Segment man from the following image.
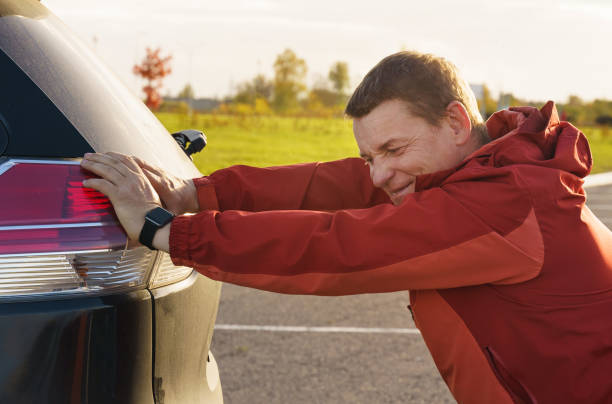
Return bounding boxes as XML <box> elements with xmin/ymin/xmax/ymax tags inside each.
<box><xmin>81</xmin><ymin>51</ymin><xmax>612</xmax><ymax>403</ymax></box>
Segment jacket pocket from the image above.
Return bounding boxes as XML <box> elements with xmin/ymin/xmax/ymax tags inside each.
<box><xmin>484</xmin><ymin>346</ymin><xmax>537</xmax><ymax>404</ymax></box>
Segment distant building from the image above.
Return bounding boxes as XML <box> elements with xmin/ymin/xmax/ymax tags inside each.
<box><xmin>497</xmin><ymin>93</ymin><xmax>512</xmax><ymax>111</ymax></box>
<box><xmin>470</xmin><ymin>83</ymin><xmax>486</xmax><ymax>120</ymax></box>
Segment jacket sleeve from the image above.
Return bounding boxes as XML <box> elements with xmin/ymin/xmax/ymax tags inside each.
<box><xmin>170</xmin><ymin>178</ymin><xmax>545</xmax><ymax>296</ymax></box>
<box><xmin>192</xmin><ymin>158</ymin><xmax>390</xmax><ymax>212</ymax></box>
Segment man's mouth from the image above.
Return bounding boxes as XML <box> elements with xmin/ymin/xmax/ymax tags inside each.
<box><xmin>388</xmin><ymin>183</ymin><xmax>413</xmax><ymax>205</ymax></box>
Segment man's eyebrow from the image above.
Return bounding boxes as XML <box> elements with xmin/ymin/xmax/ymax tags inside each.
<box><xmin>376</xmin><ymin>138</ymin><xmax>403</xmax><ymax>152</ymax></box>
<box><xmin>359</xmin><ymin>138</ymin><xmax>404</xmax><ymax>159</ymax></box>
<box><xmin>378</xmin><ymin>139</ymin><xmax>396</xmax><ymax>150</ymax></box>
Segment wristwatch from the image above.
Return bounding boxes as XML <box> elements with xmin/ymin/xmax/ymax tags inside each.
<box><xmin>139</xmin><ymin>207</ymin><xmax>175</xmax><ymax>250</ymax></box>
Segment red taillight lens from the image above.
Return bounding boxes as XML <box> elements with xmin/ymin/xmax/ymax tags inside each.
<box><xmin>0</xmin><ymin>159</ymin><xmax>193</xmax><ymax>300</ymax></box>
<box><xmin>0</xmin><ymin>160</ymin><xmax>126</xmax><ymax>254</ymax></box>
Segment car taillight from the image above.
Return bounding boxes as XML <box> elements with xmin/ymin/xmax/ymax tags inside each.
<box><xmin>149</xmin><ymin>253</ymin><xmax>193</xmax><ymax>288</ymax></box>
<box><xmin>0</xmin><ymin>159</ymin><xmax>193</xmax><ymax>300</ymax></box>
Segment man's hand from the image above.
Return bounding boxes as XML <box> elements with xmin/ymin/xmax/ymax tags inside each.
<box><xmin>132</xmin><ymin>155</ymin><xmax>199</xmax><ymax>215</ymax></box>
<box><xmin>80</xmin><ymin>152</ymin><xmax>162</xmax><ymax>242</ymax></box>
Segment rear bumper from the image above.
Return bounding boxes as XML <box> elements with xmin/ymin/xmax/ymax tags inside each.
<box><xmin>0</xmin><ymin>272</ymin><xmax>222</xmax><ymax>404</ymax></box>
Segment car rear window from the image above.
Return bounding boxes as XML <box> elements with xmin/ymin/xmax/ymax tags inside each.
<box><xmin>0</xmin><ymin>48</ymin><xmax>91</xmax><ymax>157</ymax></box>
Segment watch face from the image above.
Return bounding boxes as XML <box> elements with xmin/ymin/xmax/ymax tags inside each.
<box><xmin>147</xmin><ymin>207</ymin><xmax>174</xmax><ymax>226</ymax></box>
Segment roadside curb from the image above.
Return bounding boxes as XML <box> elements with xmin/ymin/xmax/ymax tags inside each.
<box><xmin>584</xmin><ymin>172</ymin><xmax>612</xmax><ymax>188</ymax></box>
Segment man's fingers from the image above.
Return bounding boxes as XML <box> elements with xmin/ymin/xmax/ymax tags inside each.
<box><xmin>80</xmin><ymin>158</ymin><xmax>127</xmax><ymax>185</ymax></box>
<box><xmin>106</xmin><ymin>152</ymin><xmax>142</xmax><ymax>173</ymax></box>
<box><xmin>82</xmin><ymin>152</ymin><xmax>133</xmax><ymax>177</ymax></box>
<box><xmin>133</xmin><ymin>156</ymin><xmax>163</xmax><ymax>177</ymax></box>
<box><xmin>82</xmin><ymin>177</ymin><xmax>114</xmax><ymax>197</ymax></box>
<box><xmin>131</xmin><ymin>156</ymin><xmax>166</xmax><ymax>187</ymax></box>
<box><xmin>140</xmin><ymin>168</ymin><xmax>164</xmax><ymax>188</ymax></box>
<box><xmin>83</xmin><ymin>152</ymin><xmax>124</xmax><ymax>168</ymax></box>
<box><xmin>80</xmin><ymin>153</ymin><xmax>165</xmax><ymax>241</ymax></box>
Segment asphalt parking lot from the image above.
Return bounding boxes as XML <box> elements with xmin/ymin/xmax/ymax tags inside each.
<box><xmin>211</xmin><ymin>182</ymin><xmax>612</xmax><ymax>404</ymax></box>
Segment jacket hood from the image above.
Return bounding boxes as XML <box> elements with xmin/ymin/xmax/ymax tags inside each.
<box><xmin>415</xmin><ymin>101</ymin><xmax>591</xmax><ymax>192</ymax></box>
<box><xmin>480</xmin><ymin>101</ymin><xmax>591</xmax><ymax>177</ymax></box>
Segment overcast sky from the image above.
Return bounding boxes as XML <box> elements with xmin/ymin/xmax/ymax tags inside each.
<box><xmin>42</xmin><ymin>0</ymin><xmax>612</xmax><ymax>103</ymax></box>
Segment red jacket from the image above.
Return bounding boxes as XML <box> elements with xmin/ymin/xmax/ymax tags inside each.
<box><xmin>170</xmin><ymin>102</ymin><xmax>612</xmax><ymax>403</ymax></box>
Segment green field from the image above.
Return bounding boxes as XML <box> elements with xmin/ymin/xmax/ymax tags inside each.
<box><xmin>156</xmin><ymin>113</ymin><xmax>358</xmax><ymax>175</ymax></box>
<box><xmin>581</xmin><ymin>127</ymin><xmax>612</xmax><ymax>174</ymax></box>
<box><xmin>156</xmin><ymin>113</ymin><xmax>612</xmax><ymax>175</ymax></box>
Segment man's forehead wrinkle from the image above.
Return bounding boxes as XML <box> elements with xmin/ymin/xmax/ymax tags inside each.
<box><xmin>368</xmin><ymin>138</ymin><xmax>392</xmax><ymax>156</ymax></box>
<box><xmin>374</xmin><ymin>132</ymin><xmax>411</xmax><ymax>151</ymax></box>
<box><xmin>359</xmin><ymin>137</ymin><xmax>398</xmax><ymax>160</ymax></box>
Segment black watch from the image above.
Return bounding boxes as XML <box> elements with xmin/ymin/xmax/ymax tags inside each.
<box><xmin>139</xmin><ymin>207</ymin><xmax>175</xmax><ymax>250</ymax></box>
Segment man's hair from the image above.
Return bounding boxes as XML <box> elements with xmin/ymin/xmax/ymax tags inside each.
<box><xmin>345</xmin><ymin>51</ymin><xmax>488</xmax><ymax>143</ymax></box>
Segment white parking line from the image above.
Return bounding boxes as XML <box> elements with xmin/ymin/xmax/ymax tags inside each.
<box><xmin>215</xmin><ymin>324</ymin><xmax>421</xmax><ymax>334</ymax></box>
<box><xmin>584</xmin><ymin>172</ymin><xmax>612</xmax><ymax>188</ymax></box>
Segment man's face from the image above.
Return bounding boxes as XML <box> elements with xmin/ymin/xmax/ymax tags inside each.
<box><xmin>353</xmin><ymin>99</ymin><xmax>466</xmax><ymax>205</ymax></box>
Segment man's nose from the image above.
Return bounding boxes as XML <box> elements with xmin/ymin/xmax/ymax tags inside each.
<box><xmin>370</xmin><ymin>160</ymin><xmax>394</xmax><ymax>188</ymax></box>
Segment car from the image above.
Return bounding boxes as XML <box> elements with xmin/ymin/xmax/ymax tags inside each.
<box><xmin>0</xmin><ymin>0</ymin><xmax>223</xmax><ymax>402</ymax></box>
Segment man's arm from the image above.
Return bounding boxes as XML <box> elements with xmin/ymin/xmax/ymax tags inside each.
<box><xmin>135</xmin><ymin>156</ymin><xmax>389</xmax><ymax>214</ymax></box>
<box><xmin>168</xmin><ymin>180</ymin><xmax>544</xmax><ymax>295</ymax></box>
<box><xmin>196</xmin><ymin>158</ymin><xmax>390</xmax><ymax>212</ymax></box>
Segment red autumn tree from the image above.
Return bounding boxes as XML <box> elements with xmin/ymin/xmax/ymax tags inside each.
<box><xmin>133</xmin><ymin>47</ymin><xmax>172</xmax><ymax>110</ymax></box>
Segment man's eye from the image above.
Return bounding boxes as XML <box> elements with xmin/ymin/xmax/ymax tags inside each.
<box><xmin>387</xmin><ymin>146</ymin><xmax>403</xmax><ymax>155</ymax></box>
<box><xmin>361</xmin><ymin>157</ymin><xmax>372</xmax><ymax>165</ymax></box>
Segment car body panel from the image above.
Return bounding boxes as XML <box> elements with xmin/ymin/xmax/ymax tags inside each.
<box><xmin>151</xmin><ymin>273</ymin><xmax>223</xmax><ymax>403</ymax></box>
<box><xmin>0</xmin><ymin>288</ymin><xmax>154</xmax><ymax>404</ymax></box>
<box><xmin>0</xmin><ymin>273</ymin><xmax>223</xmax><ymax>404</ymax></box>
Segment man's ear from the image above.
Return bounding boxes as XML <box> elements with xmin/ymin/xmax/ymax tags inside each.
<box><xmin>445</xmin><ymin>101</ymin><xmax>472</xmax><ymax>146</ymax></box>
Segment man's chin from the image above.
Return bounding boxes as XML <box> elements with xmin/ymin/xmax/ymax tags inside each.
<box><xmin>389</xmin><ymin>193</ymin><xmax>406</xmax><ymax>206</ymax></box>
<box><xmin>388</xmin><ymin>185</ymin><xmax>413</xmax><ymax>205</ymax></box>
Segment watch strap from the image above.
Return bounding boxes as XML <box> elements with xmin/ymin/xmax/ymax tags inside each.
<box><xmin>139</xmin><ymin>207</ymin><xmax>174</xmax><ymax>250</ymax></box>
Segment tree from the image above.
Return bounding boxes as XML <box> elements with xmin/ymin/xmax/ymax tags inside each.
<box><xmin>178</xmin><ymin>83</ymin><xmax>195</xmax><ymax>100</ymax></box>
<box><xmin>133</xmin><ymin>47</ymin><xmax>172</xmax><ymax>110</ymax></box>
<box><xmin>328</xmin><ymin>61</ymin><xmax>349</xmax><ymax>96</ymax></box>
<box><xmin>272</xmin><ymin>49</ymin><xmax>307</xmax><ymax>112</ymax></box>
<box><xmin>234</xmin><ymin>74</ymin><xmax>273</xmax><ymax>105</ymax></box>
<box><xmin>567</xmin><ymin>95</ymin><xmax>584</xmax><ymax>107</ymax></box>
<box><xmin>253</xmin><ymin>74</ymin><xmax>274</xmax><ymax>102</ymax></box>
<box><xmin>308</xmin><ymin>88</ymin><xmax>338</xmax><ymax>108</ymax></box>
<box><xmin>559</xmin><ymin>95</ymin><xmax>589</xmax><ymax>125</ymax></box>
<box><xmin>480</xmin><ymin>85</ymin><xmax>498</xmax><ymax>118</ymax></box>
<box><xmin>253</xmin><ymin>97</ymin><xmax>272</xmax><ymax>115</ymax></box>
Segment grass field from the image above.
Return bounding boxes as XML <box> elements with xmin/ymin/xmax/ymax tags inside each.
<box><xmin>582</xmin><ymin>127</ymin><xmax>612</xmax><ymax>174</ymax></box>
<box><xmin>156</xmin><ymin>113</ymin><xmax>358</xmax><ymax>175</ymax></box>
<box><xmin>156</xmin><ymin>112</ymin><xmax>612</xmax><ymax>175</ymax></box>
